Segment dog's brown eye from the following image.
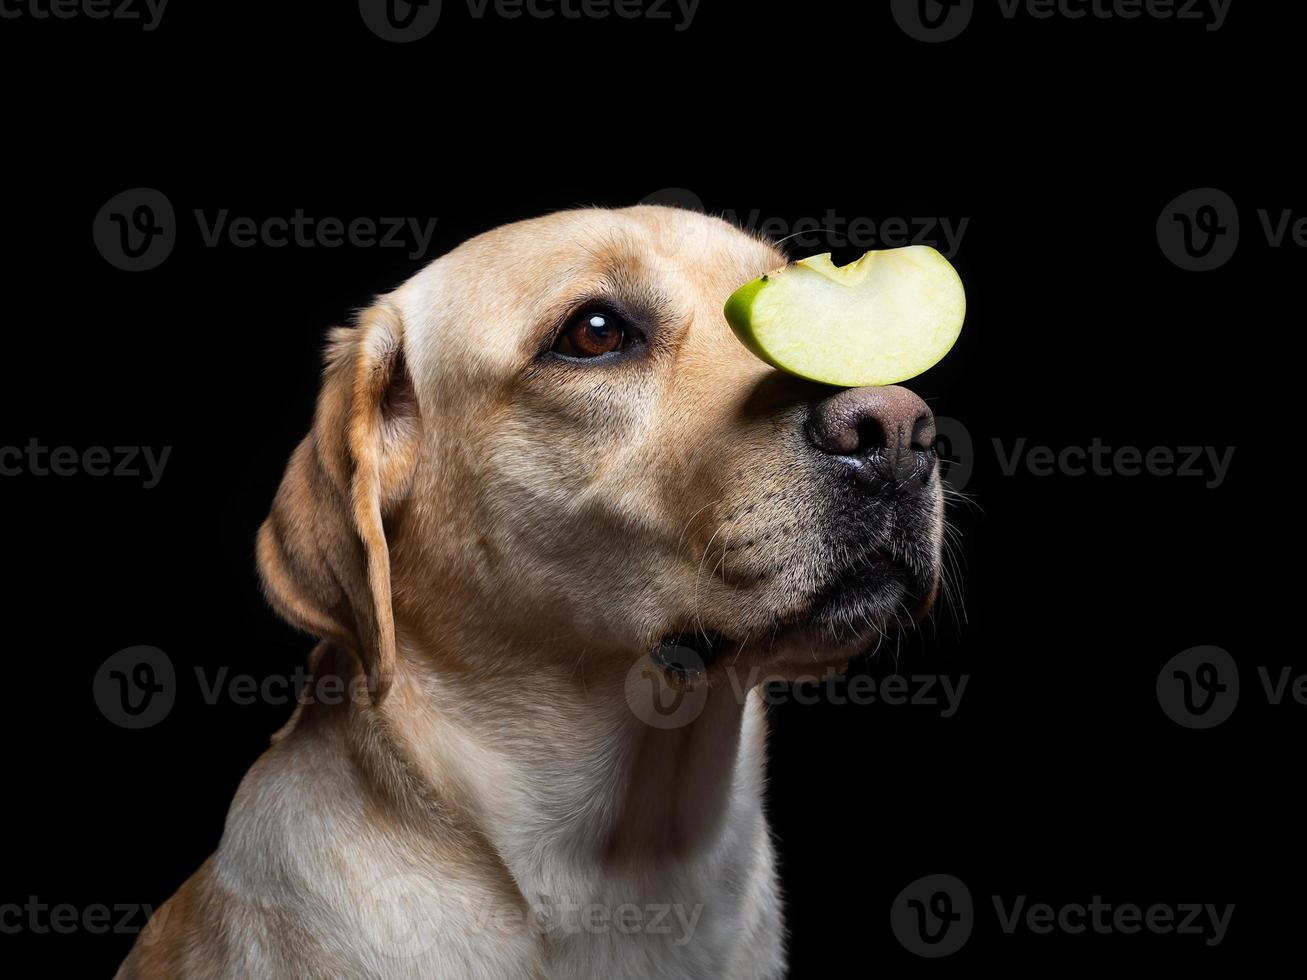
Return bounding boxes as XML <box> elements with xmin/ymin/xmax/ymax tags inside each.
<box><xmin>554</xmin><ymin>311</ymin><xmax>626</xmax><ymax>359</ymax></box>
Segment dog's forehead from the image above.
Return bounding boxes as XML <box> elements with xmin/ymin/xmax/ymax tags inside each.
<box><xmin>392</xmin><ymin>207</ymin><xmax>783</xmax><ymax>374</ymax></box>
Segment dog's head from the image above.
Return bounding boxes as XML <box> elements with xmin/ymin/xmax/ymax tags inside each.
<box><xmin>258</xmin><ymin>206</ymin><xmax>944</xmax><ymax>698</ymax></box>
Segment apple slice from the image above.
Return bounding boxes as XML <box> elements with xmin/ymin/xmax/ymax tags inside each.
<box><xmin>724</xmin><ymin>246</ymin><xmax>965</xmax><ymax>387</ymax></box>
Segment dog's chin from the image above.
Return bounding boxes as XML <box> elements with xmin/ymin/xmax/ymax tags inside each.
<box><xmin>656</xmin><ymin>558</ymin><xmax>939</xmax><ymax>677</ymax></box>
<box><xmin>801</xmin><ymin>558</ymin><xmax>937</xmax><ymax>637</ymax></box>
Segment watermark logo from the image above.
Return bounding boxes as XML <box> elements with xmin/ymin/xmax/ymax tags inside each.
<box><xmin>927</xmin><ymin>421</ymin><xmax>1237</xmax><ymax>491</ymax></box>
<box><xmin>93</xmin><ymin>188</ymin><xmax>176</xmax><ymax>272</ymax></box>
<box><xmin>357</xmin><ymin>871</ymin><xmax>702</xmax><ymax>957</ymax></box>
<box><xmin>624</xmin><ymin>645</ymin><xmax>710</xmax><ymax>728</ymax></box>
<box><xmin>94</xmin><ymin>189</ymin><xmax>440</xmax><ymax>269</ymax></box>
<box><xmin>894</xmin><ymin>0</ymin><xmax>1231</xmax><ymax>41</ymax></box>
<box><xmin>891</xmin><ymin>0</ymin><xmax>975</xmax><ymax>43</ymax></box>
<box><xmin>361</xmin><ymin>871</ymin><xmax>447</xmax><ymax>959</ymax></box>
<box><xmin>1158</xmin><ymin>188</ymin><xmax>1303</xmax><ymax>271</ymax></box>
<box><xmin>893</xmin><ymin>875</ymin><xmax>1235</xmax><ymax>952</ymax></box>
<box><xmin>93</xmin><ymin>646</ymin><xmax>175</xmax><ymax>729</ymax></box>
<box><xmin>1157</xmin><ymin>645</ymin><xmax>1238</xmax><ymax>729</ymax></box>
<box><xmin>891</xmin><ymin>874</ymin><xmax>974</xmax><ymax>957</ymax></box>
<box><xmin>94</xmin><ymin>653</ymin><xmax>375</xmax><ymax>729</ymax></box>
<box><xmin>1158</xmin><ymin>649</ymin><xmax>1303</xmax><ymax>728</ymax></box>
<box><xmin>1157</xmin><ymin>188</ymin><xmax>1239</xmax><ymax>271</ymax></box>
<box><xmin>625</xmin><ymin>656</ymin><xmax>969</xmax><ymax>730</ymax></box>
<box><xmin>359</xmin><ymin>0</ymin><xmax>443</xmax><ymax>42</ymax></box>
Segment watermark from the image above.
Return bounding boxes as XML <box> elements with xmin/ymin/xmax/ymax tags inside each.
<box><xmin>0</xmin><ymin>0</ymin><xmax>169</xmax><ymax>31</ymax></box>
<box><xmin>359</xmin><ymin>0</ymin><xmax>443</xmax><ymax>41</ymax></box>
<box><xmin>192</xmin><ymin>209</ymin><xmax>438</xmax><ymax>259</ymax></box>
<box><xmin>93</xmin><ymin>646</ymin><xmax>177</xmax><ymax>729</ymax></box>
<box><xmin>754</xmin><ymin>669</ymin><xmax>967</xmax><ymax>715</ymax></box>
<box><xmin>527</xmin><ymin>894</ymin><xmax>702</xmax><ymax>946</ymax></box>
<box><xmin>93</xmin><ymin>188</ymin><xmax>176</xmax><ymax>271</ymax></box>
<box><xmin>891</xmin><ymin>874</ymin><xmax>1234</xmax><ymax>956</ymax></box>
<box><xmin>360</xmin><ymin>0</ymin><xmax>699</xmax><ymax>40</ymax></box>
<box><xmin>93</xmin><ymin>647</ymin><xmax>393</xmax><ymax>729</ymax></box>
<box><xmin>1158</xmin><ymin>646</ymin><xmax>1304</xmax><ymax>729</ymax></box>
<box><xmin>361</xmin><ymin>871</ymin><xmax>703</xmax><ymax>959</ymax></box>
<box><xmin>891</xmin><ymin>874</ymin><xmax>974</xmax><ymax>957</ymax></box>
<box><xmin>94</xmin><ymin>189</ymin><xmax>439</xmax><ymax>270</ymax></box>
<box><xmin>625</xmin><ymin>645</ymin><xmax>711</xmax><ymax>728</ymax></box>
<box><xmin>892</xmin><ymin>0</ymin><xmax>1231</xmax><ymax>43</ymax></box>
<box><xmin>993</xmin><ymin>438</ymin><xmax>1236</xmax><ymax>489</ymax></box>
<box><xmin>1158</xmin><ymin>188</ymin><xmax>1303</xmax><ymax>271</ymax></box>
<box><xmin>1</xmin><ymin>439</ymin><xmax>171</xmax><ymax>488</ymax></box>
<box><xmin>1157</xmin><ymin>188</ymin><xmax>1238</xmax><ymax>271</ymax></box>
<box><xmin>468</xmin><ymin>0</ymin><xmax>700</xmax><ymax>30</ymax></box>
<box><xmin>991</xmin><ymin>894</ymin><xmax>1234</xmax><ymax>946</ymax></box>
<box><xmin>639</xmin><ymin>188</ymin><xmax>970</xmax><ymax>259</ymax></box>
<box><xmin>930</xmin><ymin>424</ymin><xmax>1237</xmax><ymax>492</ymax></box>
<box><xmin>625</xmin><ymin>650</ymin><xmax>968</xmax><ymax>729</ymax></box>
<box><xmin>0</xmin><ymin>896</ymin><xmax>157</xmax><ymax>935</ymax></box>
<box><xmin>95</xmin><ymin>644</ymin><xmax>969</xmax><ymax>731</ymax></box>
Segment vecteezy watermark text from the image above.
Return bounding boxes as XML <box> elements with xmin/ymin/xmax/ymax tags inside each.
<box><xmin>0</xmin><ymin>0</ymin><xmax>169</xmax><ymax>31</ymax></box>
<box><xmin>358</xmin><ymin>0</ymin><xmax>699</xmax><ymax>41</ymax></box>
<box><xmin>639</xmin><ymin>189</ymin><xmax>969</xmax><ymax>258</ymax></box>
<box><xmin>993</xmin><ymin>438</ymin><xmax>1235</xmax><ymax>489</ymax></box>
<box><xmin>892</xmin><ymin>0</ymin><xmax>1231</xmax><ymax>43</ymax></box>
<box><xmin>94</xmin><ymin>188</ymin><xmax>440</xmax><ymax>270</ymax></box>
<box><xmin>94</xmin><ymin>645</ymin><xmax>970</xmax><ymax>731</ymax></box>
<box><xmin>730</xmin><ymin>210</ymin><xmax>968</xmax><ymax>257</ymax></box>
<box><xmin>891</xmin><ymin>874</ymin><xmax>1234</xmax><ymax>957</ymax></box>
<box><xmin>193</xmin><ymin>209</ymin><xmax>439</xmax><ymax>259</ymax></box>
<box><xmin>625</xmin><ymin>648</ymin><xmax>969</xmax><ymax>729</ymax></box>
<box><xmin>362</xmin><ymin>871</ymin><xmax>705</xmax><ymax>959</ymax></box>
<box><xmin>0</xmin><ymin>896</ymin><xmax>157</xmax><ymax>935</ymax></box>
<box><xmin>466</xmin><ymin>0</ymin><xmax>699</xmax><ymax>28</ymax></box>
<box><xmin>1</xmin><ymin>440</ymin><xmax>171</xmax><ymax>489</ymax></box>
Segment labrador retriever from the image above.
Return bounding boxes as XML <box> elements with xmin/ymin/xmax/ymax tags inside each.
<box><xmin>116</xmin><ymin>205</ymin><xmax>944</xmax><ymax>979</ymax></box>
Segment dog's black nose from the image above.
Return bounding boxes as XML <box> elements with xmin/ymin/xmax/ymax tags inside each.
<box><xmin>806</xmin><ymin>386</ymin><xmax>936</xmax><ymax>484</ymax></box>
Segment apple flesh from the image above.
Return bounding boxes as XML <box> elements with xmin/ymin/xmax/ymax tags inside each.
<box><xmin>724</xmin><ymin>246</ymin><xmax>965</xmax><ymax>387</ymax></box>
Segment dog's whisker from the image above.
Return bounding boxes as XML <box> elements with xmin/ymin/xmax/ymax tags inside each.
<box><xmin>691</xmin><ymin>504</ymin><xmax>753</xmax><ymax>646</ymax></box>
<box><xmin>675</xmin><ymin>498</ymin><xmax>725</xmax><ymax>558</ymax></box>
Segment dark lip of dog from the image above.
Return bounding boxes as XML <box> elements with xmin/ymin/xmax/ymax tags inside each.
<box><xmin>656</xmin><ymin>474</ymin><xmax>944</xmax><ymax>674</ymax></box>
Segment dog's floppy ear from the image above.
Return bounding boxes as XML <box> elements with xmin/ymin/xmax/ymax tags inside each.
<box><xmin>256</xmin><ymin>301</ymin><xmax>419</xmax><ymax>704</ymax></box>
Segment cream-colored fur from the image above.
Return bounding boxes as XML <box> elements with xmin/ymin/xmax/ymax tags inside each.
<box><xmin>116</xmin><ymin>206</ymin><xmax>943</xmax><ymax>979</ymax></box>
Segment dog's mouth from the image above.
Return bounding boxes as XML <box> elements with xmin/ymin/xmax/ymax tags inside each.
<box><xmin>803</xmin><ymin>555</ymin><xmax>936</xmax><ymax>630</ymax></box>
<box><xmin>653</xmin><ymin>552</ymin><xmax>938</xmax><ymax>677</ymax></box>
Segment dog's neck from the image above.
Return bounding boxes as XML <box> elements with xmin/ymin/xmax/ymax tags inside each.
<box><xmin>358</xmin><ymin>630</ymin><xmax>770</xmax><ymax>901</ymax></box>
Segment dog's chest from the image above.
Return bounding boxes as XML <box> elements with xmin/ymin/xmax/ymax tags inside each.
<box><xmin>320</xmin><ymin>839</ymin><xmax>784</xmax><ymax>980</ymax></box>
<box><xmin>530</xmin><ymin>862</ymin><xmax>778</xmax><ymax>980</ymax></box>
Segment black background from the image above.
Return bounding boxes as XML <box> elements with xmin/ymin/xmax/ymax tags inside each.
<box><xmin>1</xmin><ymin>0</ymin><xmax>1297</xmax><ymax>975</ymax></box>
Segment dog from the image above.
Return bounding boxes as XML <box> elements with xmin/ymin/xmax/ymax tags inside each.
<box><xmin>116</xmin><ymin>205</ymin><xmax>945</xmax><ymax>979</ymax></box>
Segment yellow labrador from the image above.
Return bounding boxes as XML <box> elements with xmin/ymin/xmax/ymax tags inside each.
<box><xmin>117</xmin><ymin>205</ymin><xmax>943</xmax><ymax>979</ymax></box>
